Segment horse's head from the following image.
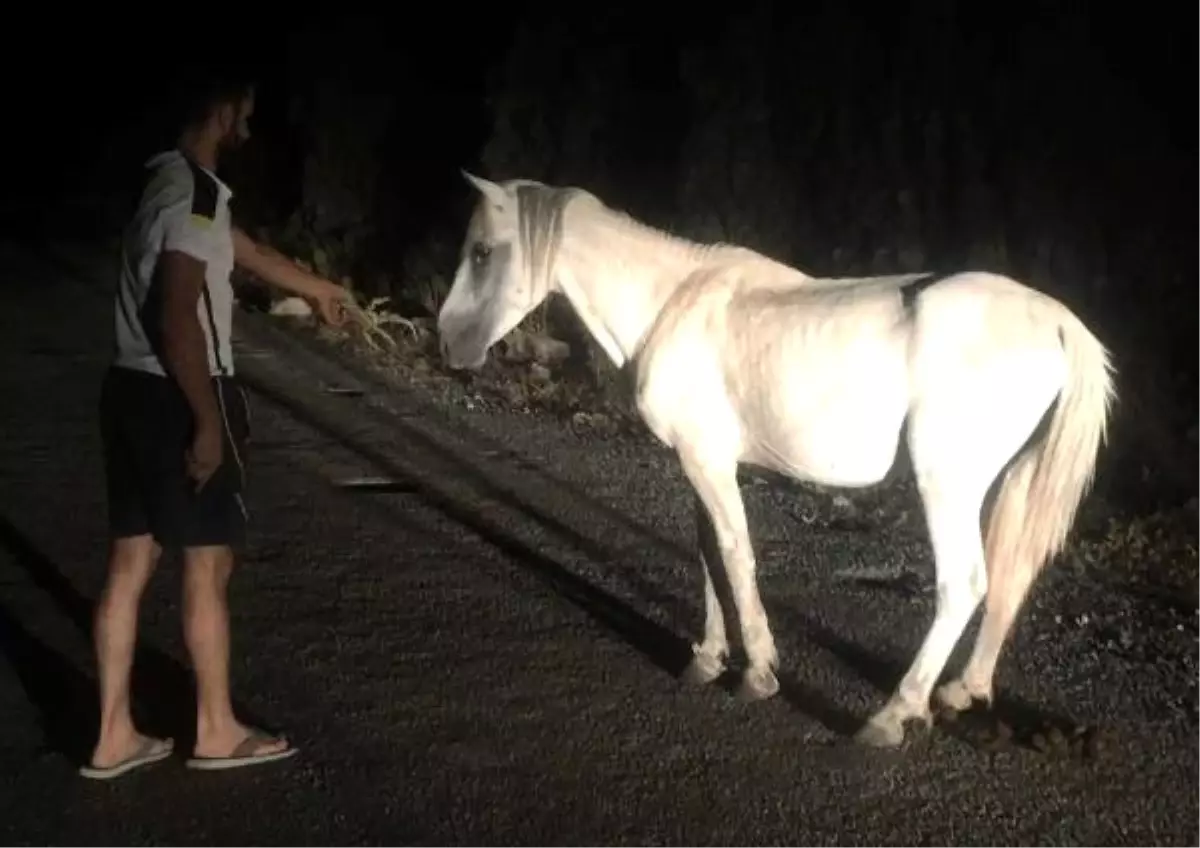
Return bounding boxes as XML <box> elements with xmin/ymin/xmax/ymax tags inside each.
<box><xmin>437</xmin><ymin>171</ymin><xmax>564</xmax><ymax>371</ymax></box>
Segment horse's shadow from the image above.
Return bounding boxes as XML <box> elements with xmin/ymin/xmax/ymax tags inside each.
<box><xmin>240</xmin><ymin>309</ymin><xmax>701</xmax><ymax>631</ymax></box>
<box><xmin>242</xmin><ymin>359</ymin><xmax>881</xmax><ymax>742</ymax></box>
<box><xmin>241</xmin><ymin>376</ymin><xmax>698</xmax><ymax>679</ymax></box>
<box><xmin>787</xmin><ymin>608</ymin><xmax>1109</xmax><ymax>759</ymax></box>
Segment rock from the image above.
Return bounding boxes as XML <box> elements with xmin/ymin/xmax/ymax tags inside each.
<box><xmin>498</xmin><ymin>330</ymin><xmax>529</xmax><ymax>362</ymax></box>
<box><xmin>832</xmin><ymin>494</ymin><xmax>855</xmax><ymax>512</ymax></box>
<box><xmin>501</xmin><ymin>329</ymin><xmax>571</xmax><ymax>365</ymax></box>
<box><xmin>270</xmin><ymin>297</ymin><xmax>313</xmax><ymax>318</ymax></box>
<box><xmin>528</xmin><ymin>334</ymin><xmax>570</xmax><ymax>366</ymax></box>
<box><xmin>502</xmin><ymin>383</ymin><xmax>527</xmax><ymax>407</ymax></box>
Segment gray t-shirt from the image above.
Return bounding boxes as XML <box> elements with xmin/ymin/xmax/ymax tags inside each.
<box><xmin>113</xmin><ymin>149</ymin><xmax>236</xmax><ymax>377</ymax></box>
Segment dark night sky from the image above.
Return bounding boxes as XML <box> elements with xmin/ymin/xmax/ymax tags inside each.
<box><xmin>15</xmin><ymin>9</ymin><xmax>1192</xmax><ymax>142</ymax></box>
<box><xmin>2</xmin><ymin>5</ymin><xmax>1191</xmax><ymax>227</ymax></box>
<box><xmin>3</xmin><ymin>12</ymin><xmax>516</xmax><ymax>222</ymax></box>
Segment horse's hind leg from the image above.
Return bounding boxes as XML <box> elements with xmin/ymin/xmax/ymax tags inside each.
<box><xmin>935</xmin><ymin>355</ymin><xmax>1066</xmax><ymax>713</ymax></box>
<box><xmin>682</xmin><ymin>495</ymin><xmax>730</xmax><ymax>685</ymax></box>
<box><xmin>856</xmin><ymin>356</ymin><xmax>1061</xmax><ymax>747</ymax></box>
<box><xmin>678</xmin><ymin>449</ymin><xmax>779</xmax><ymax>701</ymax></box>
<box><xmin>935</xmin><ymin>415</ymin><xmax>1057</xmax><ymax>712</ymax></box>
<box><xmin>855</xmin><ymin>470</ymin><xmax>989</xmax><ymax>747</ymax></box>
<box><xmin>934</xmin><ymin>541</ymin><xmax>1039</xmax><ymax>713</ymax></box>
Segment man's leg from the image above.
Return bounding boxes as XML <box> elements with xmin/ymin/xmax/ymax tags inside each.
<box><xmin>85</xmin><ymin>366</ymin><xmax>174</xmax><ymax>776</ymax></box>
<box><xmin>180</xmin><ymin>378</ymin><xmax>294</xmax><ymax>766</ymax></box>
<box><xmin>88</xmin><ymin>533</ymin><xmax>171</xmax><ymax>769</ymax></box>
<box><xmin>182</xmin><ymin>543</ymin><xmax>289</xmax><ymax>760</ymax></box>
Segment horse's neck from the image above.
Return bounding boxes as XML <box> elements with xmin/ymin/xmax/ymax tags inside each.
<box><xmin>556</xmin><ymin>207</ymin><xmax>713</xmax><ymax>368</ymax></box>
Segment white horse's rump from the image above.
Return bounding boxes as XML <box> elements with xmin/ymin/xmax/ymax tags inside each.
<box><xmin>437</xmin><ymin>173</ymin><xmax>1117</xmax><ymax>747</ymax></box>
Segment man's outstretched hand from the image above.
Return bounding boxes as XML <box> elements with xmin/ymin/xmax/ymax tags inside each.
<box><xmin>309</xmin><ymin>279</ymin><xmax>353</xmax><ymax>327</ymax></box>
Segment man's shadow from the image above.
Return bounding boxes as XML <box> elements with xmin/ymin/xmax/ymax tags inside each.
<box><xmin>0</xmin><ymin>514</ymin><xmax>272</xmax><ymax>763</ymax></box>
<box><xmin>0</xmin><ymin>600</ymin><xmax>98</xmax><ymax>765</ymax></box>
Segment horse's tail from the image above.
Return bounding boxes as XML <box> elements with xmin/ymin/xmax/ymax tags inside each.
<box><xmin>984</xmin><ymin>302</ymin><xmax>1117</xmax><ymax>591</ymax></box>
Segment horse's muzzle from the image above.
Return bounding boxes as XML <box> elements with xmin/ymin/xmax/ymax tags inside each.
<box><xmin>439</xmin><ymin>333</ymin><xmax>488</xmax><ymax>372</ymax></box>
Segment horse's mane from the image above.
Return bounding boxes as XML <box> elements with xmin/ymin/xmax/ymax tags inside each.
<box><xmin>514</xmin><ymin>180</ymin><xmax>764</xmax><ymax>275</ymax></box>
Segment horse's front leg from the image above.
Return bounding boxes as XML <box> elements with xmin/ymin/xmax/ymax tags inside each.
<box><xmin>682</xmin><ymin>496</ymin><xmax>730</xmax><ymax>686</ymax></box>
<box><xmin>678</xmin><ymin>449</ymin><xmax>779</xmax><ymax>701</ymax></box>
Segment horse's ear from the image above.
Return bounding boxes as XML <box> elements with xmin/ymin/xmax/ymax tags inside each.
<box><xmin>461</xmin><ymin>170</ymin><xmax>507</xmax><ymax>207</ymax></box>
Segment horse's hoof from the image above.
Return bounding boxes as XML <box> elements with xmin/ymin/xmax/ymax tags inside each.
<box><xmin>682</xmin><ymin>652</ymin><xmax>725</xmax><ymax>686</ymax></box>
<box><xmin>854</xmin><ymin>717</ymin><xmax>905</xmax><ymax>748</ymax></box>
<box><xmin>935</xmin><ymin>679</ymin><xmax>991</xmax><ymax>713</ymax></box>
<box><xmin>737</xmin><ymin>667</ymin><xmax>780</xmax><ymax>702</ymax></box>
<box><xmin>934</xmin><ymin>680</ymin><xmax>974</xmax><ymax>713</ymax></box>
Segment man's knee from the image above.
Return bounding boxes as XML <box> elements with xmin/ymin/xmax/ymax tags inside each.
<box><xmin>183</xmin><ymin>545</ymin><xmax>236</xmax><ymax>587</ymax></box>
<box><xmin>107</xmin><ymin>533</ymin><xmax>162</xmax><ymax>580</ymax></box>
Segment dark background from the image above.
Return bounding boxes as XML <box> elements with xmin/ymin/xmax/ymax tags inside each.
<box><xmin>3</xmin><ymin>1</ymin><xmax>1195</xmax><ymax>505</ymax></box>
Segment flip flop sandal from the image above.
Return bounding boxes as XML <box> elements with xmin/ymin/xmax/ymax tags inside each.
<box><xmin>185</xmin><ymin>729</ymin><xmax>299</xmax><ymax>771</ymax></box>
<box><xmin>79</xmin><ymin>736</ymin><xmax>175</xmax><ymax>780</ymax></box>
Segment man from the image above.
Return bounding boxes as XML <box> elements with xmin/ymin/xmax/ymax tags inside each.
<box><xmin>80</xmin><ymin>70</ymin><xmax>353</xmax><ymax>778</ymax></box>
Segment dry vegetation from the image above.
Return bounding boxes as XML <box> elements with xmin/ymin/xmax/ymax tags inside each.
<box><xmin>247</xmin><ymin>263</ymin><xmax>641</xmax><ymax>441</ymax></box>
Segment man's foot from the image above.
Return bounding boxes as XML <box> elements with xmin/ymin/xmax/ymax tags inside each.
<box><xmin>186</xmin><ymin>725</ymin><xmax>298</xmax><ymax>771</ymax></box>
<box><xmin>80</xmin><ymin>733</ymin><xmax>174</xmax><ymax>780</ymax></box>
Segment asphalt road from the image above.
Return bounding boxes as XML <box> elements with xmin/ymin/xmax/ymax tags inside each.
<box><xmin>0</xmin><ymin>239</ymin><xmax>1195</xmax><ymax>845</ymax></box>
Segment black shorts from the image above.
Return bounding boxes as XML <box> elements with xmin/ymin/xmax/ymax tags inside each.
<box><xmin>99</xmin><ymin>365</ymin><xmax>251</xmax><ymax>549</ymax></box>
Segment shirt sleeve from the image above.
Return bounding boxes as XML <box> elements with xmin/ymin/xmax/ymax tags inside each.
<box><xmin>160</xmin><ymin>178</ymin><xmax>217</xmax><ymax>262</ymax></box>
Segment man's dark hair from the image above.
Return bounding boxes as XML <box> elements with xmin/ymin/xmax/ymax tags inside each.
<box><xmin>173</xmin><ymin>63</ymin><xmax>258</xmax><ymax>131</ymax></box>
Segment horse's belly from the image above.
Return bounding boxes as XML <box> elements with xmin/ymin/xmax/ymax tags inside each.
<box><xmin>741</xmin><ymin>351</ymin><xmax>910</xmax><ymax>487</ymax></box>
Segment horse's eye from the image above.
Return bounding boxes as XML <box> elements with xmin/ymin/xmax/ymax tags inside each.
<box><xmin>471</xmin><ymin>242</ymin><xmax>492</xmax><ymax>265</ymax></box>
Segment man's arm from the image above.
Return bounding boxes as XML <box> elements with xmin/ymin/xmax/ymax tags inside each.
<box><xmin>232</xmin><ymin>227</ymin><xmax>351</xmax><ymax>326</ymax></box>
<box><xmin>157</xmin><ymin>250</ymin><xmax>221</xmax><ymax>432</ymax></box>
<box><xmin>233</xmin><ymin>227</ymin><xmax>329</xmax><ymax>299</ymax></box>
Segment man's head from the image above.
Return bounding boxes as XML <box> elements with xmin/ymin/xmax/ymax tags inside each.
<box><xmin>176</xmin><ymin>68</ymin><xmax>257</xmax><ymax>157</ymax></box>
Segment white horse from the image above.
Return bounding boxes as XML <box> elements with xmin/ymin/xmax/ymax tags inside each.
<box><xmin>436</xmin><ymin>173</ymin><xmax>1117</xmax><ymax>747</ymax></box>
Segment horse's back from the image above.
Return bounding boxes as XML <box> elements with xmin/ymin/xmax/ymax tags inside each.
<box><xmin>635</xmin><ymin>262</ymin><xmax>917</xmax><ymax>482</ymax></box>
<box><xmin>907</xmin><ymin>271</ymin><xmax>1072</xmax><ymax>376</ymax></box>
